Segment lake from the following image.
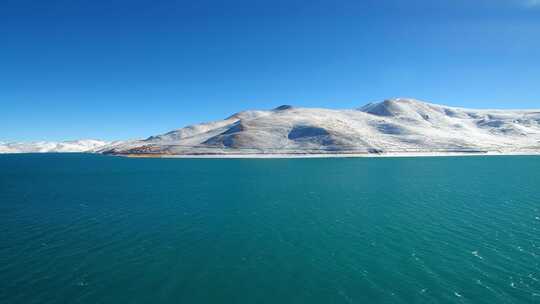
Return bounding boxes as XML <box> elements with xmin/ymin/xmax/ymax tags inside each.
<box><xmin>1</xmin><ymin>154</ymin><xmax>539</xmax><ymax>303</ymax></box>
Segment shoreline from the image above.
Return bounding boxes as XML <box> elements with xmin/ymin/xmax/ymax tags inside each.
<box><xmin>120</xmin><ymin>151</ymin><xmax>540</xmax><ymax>159</ymax></box>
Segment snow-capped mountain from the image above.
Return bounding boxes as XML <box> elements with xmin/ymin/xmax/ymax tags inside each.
<box><xmin>99</xmin><ymin>98</ymin><xmax>540</xmax><ymax>156</ymax></box>
<box><xmin>0</xmin><ymin>139</ymin><xmax>108</xmax><ymax>154</ymax></box>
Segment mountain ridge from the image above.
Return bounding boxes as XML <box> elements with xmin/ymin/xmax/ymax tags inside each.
<box><xmin>2</xmin><ymin>99</ymin><xmax>539</xmax><ymax>155</ymax></box>
<box><xmin>0</xmin><ymin>139</ymin><xmax>108</xmax><ymax>154</ymax></box>
<box><xmin>98</xmin><ymin>98</ymin><xmax>540</xmax><ymax>156</ymax></box>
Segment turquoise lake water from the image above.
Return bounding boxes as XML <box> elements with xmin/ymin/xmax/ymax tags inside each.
<box><xmin>1</xmin><ymin>154</ymin><xmax>539</xmax><ymax>303</ymax></box>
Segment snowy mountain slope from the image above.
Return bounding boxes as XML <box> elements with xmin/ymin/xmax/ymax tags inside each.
<box><xmin>99</xmin><ymin>98</ymin><xmax>540</xmax><ymax>155</ymax></box>
<box><xmin>0</xmin><ymin>139</ymin><xmax>108</xmax><ymax>154</ymax></box>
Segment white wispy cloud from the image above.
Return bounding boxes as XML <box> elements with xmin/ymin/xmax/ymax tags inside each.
<box><xmin>524</xmin><ymin>0</ymin><xmax>540</xmax><ymax>7</ymax></box>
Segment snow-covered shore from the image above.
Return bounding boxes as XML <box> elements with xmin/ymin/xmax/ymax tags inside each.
<box><xmin>120</xmin><ymin>151</ymin><xmax>540</xmax><ymax>159</ymax></box>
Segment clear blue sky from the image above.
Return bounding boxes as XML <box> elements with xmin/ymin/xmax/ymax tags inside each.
<box><xmin>2</xmin><ymin>0</ymin><xmax>539</xmax><ymax>141</ymax></box>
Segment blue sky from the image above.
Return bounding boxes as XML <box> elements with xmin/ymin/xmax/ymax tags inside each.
<box><xmin>1</xmin><ymin>0</ymin><xmax>539</xmax><ymax>141</ymax></box>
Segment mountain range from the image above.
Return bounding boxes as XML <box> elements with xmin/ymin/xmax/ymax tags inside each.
<box><xmin>0</xmin><ymin>139</ymin><xmax>108</xmax><ymax>154</ymax></box>
<box><xmin>3</xmin><ymin>99</ymin><xmax>540</xmax><ymax>156</ymax></box>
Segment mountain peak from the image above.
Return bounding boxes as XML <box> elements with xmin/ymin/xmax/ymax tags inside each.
<box><xmin>274</xmin><ymin>105</ymin><xmax>294</xmax><ymax>111</ymax></box>
<box><xmin>360</xmin><ymin>98</ymin><xmax>423</xmax><ymax>116</ymax></box>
